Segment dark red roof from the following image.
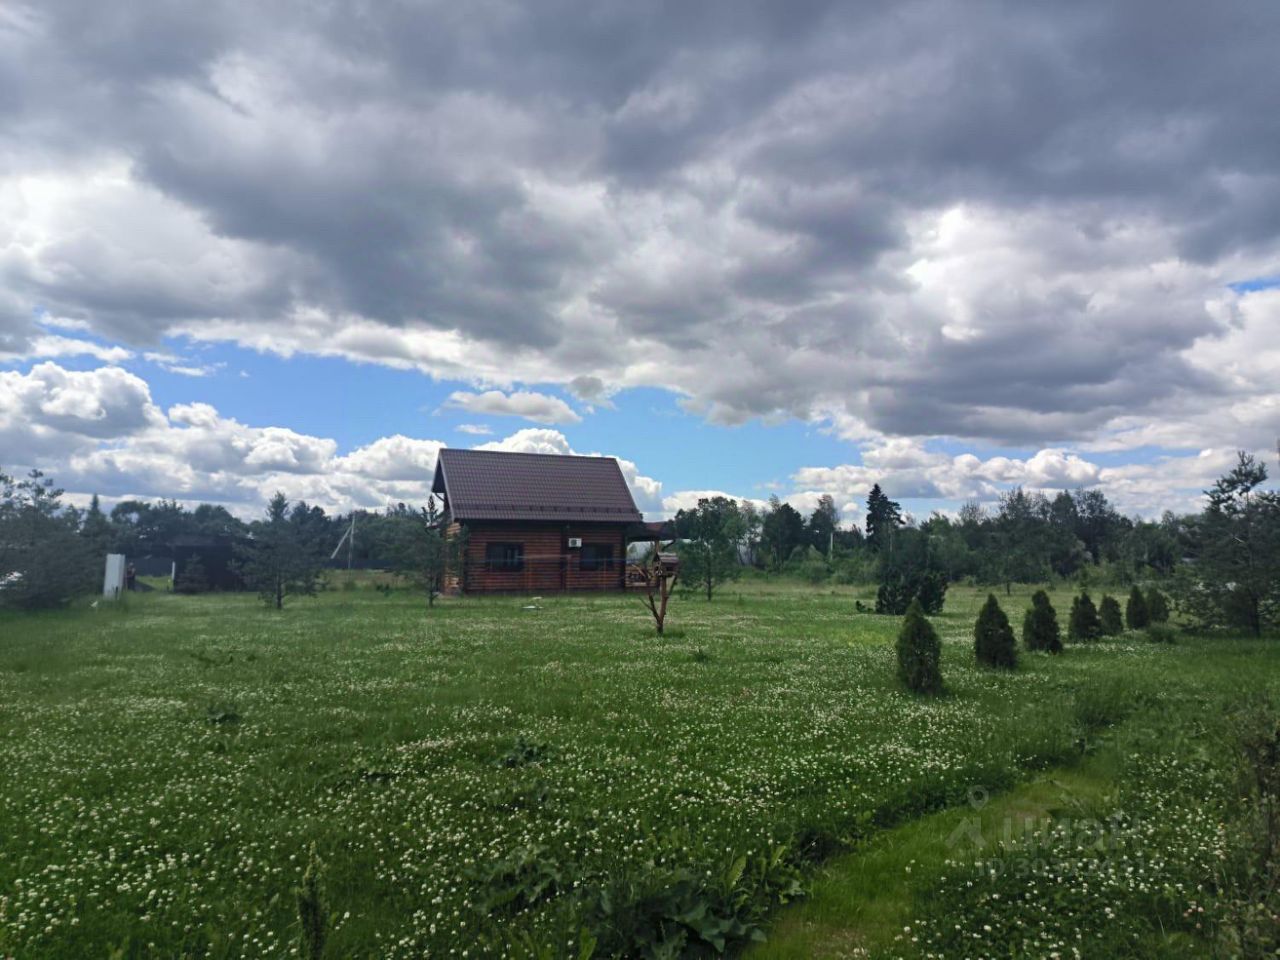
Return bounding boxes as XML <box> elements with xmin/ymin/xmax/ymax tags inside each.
<box><xmin>432</xmin><ymin>448</ymin><xmax>643</xmax><ymax>523</ymax></box>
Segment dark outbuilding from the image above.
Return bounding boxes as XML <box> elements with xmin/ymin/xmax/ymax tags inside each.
<box><xmin>169</xmin><ymin>535</ymin><xmax>248</xmax><ymax>591</ymax></box>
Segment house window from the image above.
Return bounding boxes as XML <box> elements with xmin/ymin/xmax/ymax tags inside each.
<box><xmin>579</xmin><ymin>543</ymin><xmax>614</xmax><ymax>571</ymax></box>
<box><xmin>485</xmin><ymin>542</ymin><xmax>524</xmax><ymax>572</ymax></box>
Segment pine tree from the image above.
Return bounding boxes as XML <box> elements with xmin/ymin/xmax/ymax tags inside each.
<box><xmin>234</xmin><ymin>492</ymin><xmax>324</xmax><ymax>609</ymax></box>
<box><xmin>1125</xmin><ymin>585</ymin><xmax>1150</xmax><ymax>630</ymax></box>
<box><xmin>1145</xmin><ymin>587</ymin><xmax>1170</xmax><ymax>623</ymax></box>
<box><xmin>1021</xmin><ymin>589</ymin><xmax>1062</xmax><ymax>653</ymax></box>
<box><xmin>896</xmin><ymin>599</ymin><xmax>944</xmax><ymax>695</ymax></box>
<box><xmin>975</xmin><ymin>593</ymin><xmax>1017</xmax><ymax>669</ymax></box>
<box><xmin>875</xmin><ymin>567</ymin><xmax>948</xmax><ymax>615</ymax></box>
<box><xmin>678</xmin><ymin>496</ymin><xmax>746</xmax><ymax>600</ymax></box>
<box><xmin>1180</xmin><ymin>451</ymin><xmax>1280</xmax><ymax>636</ymax></box>
<box><xmin>1099</xmin><ymin>595</ymin><xmax>1124</xmax><ymax>636</ymax></box>
<box><xmin>0</xmin><ymin>468</ymin><xmax>97</xmax><ymax>609</ymax></box>
<box><xmin>1068</xmin><ymin>591</ymin><xmax>1102</xmax><ymax>642</ymax></box>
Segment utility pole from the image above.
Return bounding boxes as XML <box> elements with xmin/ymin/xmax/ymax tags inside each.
<box><xmin>331</xmin><ymin>514</ymin><xmax>358</xmax><ymax>570</ymax></box>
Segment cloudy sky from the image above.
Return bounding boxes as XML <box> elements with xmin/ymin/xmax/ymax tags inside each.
<box><xmin>2</xmin><ymin>1</ymin><xmax>1278</xmax><ymax>524</ymax></box>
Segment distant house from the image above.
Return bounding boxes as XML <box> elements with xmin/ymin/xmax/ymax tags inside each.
<box><xmin>431</xmin><ymin>448</ymin><xmax>645</xmax><ymax>594</ymax></box>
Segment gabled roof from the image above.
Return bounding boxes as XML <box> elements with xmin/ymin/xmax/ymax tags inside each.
<box><xmin>432</xmin><ymin>448</ymin><xmax>643</xmax><ymax>523</ymax></box>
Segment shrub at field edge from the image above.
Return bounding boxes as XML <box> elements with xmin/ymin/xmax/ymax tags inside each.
<box><xmin>1126</xmin><ymin>585</ymin><xmax>1151</xmax><ymax>631</ymax></box>
<box><xmin>1022</xmin><ymin>589</ymin><xmax>1063</xmax><ymax>654</ymax></box>
<box><xmin>896</xmin><ymin>599</ymin><xmax>944</xmax><ymax>695</ymax></box>
<box><xmin>1069</xmin><ymin>592</ymin><xmax>1103</xmax><ymax>642</ymax></box>
<box><xmin>975</xmin><ymin>594</ymin><xmax>1018</xmax><ymax>670</ymax></box>
<box><xmin>1099</xmin><ymin>595</ymin><xmax>1124</xmax><ymax>636</ymax></box>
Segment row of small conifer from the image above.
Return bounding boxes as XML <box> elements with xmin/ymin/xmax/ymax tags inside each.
<box><xmin>896</xmin><ymin>585</ymin><xmax>1171</xmax><ymax>695</ymax></box>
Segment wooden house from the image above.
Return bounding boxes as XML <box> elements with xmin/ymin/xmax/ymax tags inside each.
<box><xmin>431</xmin><ymin>448</ymin><xmax>644</xmax><ymax>594</ymax></box>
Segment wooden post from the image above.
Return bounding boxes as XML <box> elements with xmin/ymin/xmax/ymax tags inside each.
<box><xmin>639</xmin><ymin>552</ymin><xmax>679</xmax><ymax>635</ymax></box>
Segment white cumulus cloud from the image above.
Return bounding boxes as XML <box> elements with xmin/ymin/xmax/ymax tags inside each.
<box><xmin>445</xmin><ymin>390</ymin><xmax>581</xmax><ymax>425</ymax></box>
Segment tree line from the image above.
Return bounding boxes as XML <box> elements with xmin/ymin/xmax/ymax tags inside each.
<box><xmin>671</xmin><ymin>483</ymin><xmax>1173</xmax><ymax>596</ymax></box>
<box><xmin>66</xmin><ymin>494</ymin><xmax>439</xmax><ymax>570</ymax></box>
<box><xmin>2</xmin><ymin>451</ymin><xmax>1277</xmax><ymax>634</ymax></box>
<box><xmin>670</xmin><ymin>452</ymin><xmax>1279</xmax><ymax>635</ymax></box>
<box><xmin>0</xmin><ymin>471</ymin><xmax>461</xmax><ymax>611</ymax></box>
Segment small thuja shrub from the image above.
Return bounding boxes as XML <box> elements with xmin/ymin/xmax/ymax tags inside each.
<box><xmin>914</xmin><ymin>571</ymin><xmax>948</xmax><ymax>616</ymax></box>
<box><xmin>896</xmin><ymin>599</ymin><xmax>943</xmax><ymax>695</ymax></box>
<box><xmin>1099</xmin><ymin>594</ymin><xmax>1124</xmax><ymax>636</ymax></box>
<box><xmin>1126</xmin><ymin>584</ymin><xmax>1151</xmax><ymax>630</ymax></box>
<box><xmin>974</xmin><ymin>594</ymin><xmax>1017</xmax><ymax>670</ymax></box>
<box><xmin>1145</xmin><ymin>624</ymin><xmax>1177</xmax><ymax>644</ymax></box>
<box><xmin>1021</xmin><ymin>589</ymin><xmax>1062</xmax><ymax>653</ymax></box>
<box><xmin>1146</xmin><ymin>586</ymin><xmax>1170</xmax><ymax>623</ymax></box>
<box><xmin>1068</xmin><ymin>592</ymin><xmax>1102</xmax><ymax>642</ymax></box>
<box><xmin>296</xmin><ymin>843</ymin><xmax>329</xmax><ymax>960</ymax></box>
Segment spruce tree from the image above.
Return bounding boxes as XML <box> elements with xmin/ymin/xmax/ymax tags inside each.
<box><xmin>1145</xmin><ymin>587</ymin><xmax>1170</xmax><ymax>623</ymax></box>
<box><xmin>975</xmin><ymin>593</ymin><xmax>1017</xmax><ymax>669</ymax></box>
<box><xmin>1068</xmin><ymin>592</ymin><xmax>1102</xmax><ymax>642</ymax></box>
<box><xmin>1125</xmin><ymin>585</ymin><xmax>1150</xmax><ymax>630</ymax></box>
<box><xmin>1099</xmin><ymin>595</ymin><xmax>1124</xmax><ymax>636</ymax></box>
<box><xmin>865</xmin><ymin>484</ymin><xmax>903</xmax><ymax>552</ymax></box>
<box><xmin>1022</xmin><ymin>589</ymin><xmax>1062</xmax><ymax>653</ymax></box>
<box><xmin>896</xmin><ymin>599</ymin><xmax>943</xmax><ymax>695</ymax></box>
<box><xmin>80</xmin><ymin>493</ymin><xmax>113</xmax><ymax>559</ymax></box>
<box><xmin>234</xmin><ymin>492</ymin><xmax>325</xmax><ymax>609</ymax></box>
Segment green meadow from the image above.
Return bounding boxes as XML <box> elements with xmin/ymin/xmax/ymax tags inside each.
<box><xmin>1</xmin><ymin>582</ymin><xmax>1275</xmax><ymax>958</ymax></box>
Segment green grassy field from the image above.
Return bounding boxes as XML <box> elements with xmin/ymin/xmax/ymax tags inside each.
<box><xmin>0</xmin><ymin>582</ymin><xmax>1275</xmax><ymax>958</ymax></box>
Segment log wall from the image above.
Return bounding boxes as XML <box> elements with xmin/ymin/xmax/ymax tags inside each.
<box><xmin>444</xmin><ymin>521</ymin><xmax>628</xmax><ymax>594</ymax></box>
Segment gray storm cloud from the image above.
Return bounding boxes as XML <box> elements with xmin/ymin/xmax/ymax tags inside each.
<box><xmin>0</xmin><ymin>0</ymin><xmax>1277</xmax><ymax>450</ymax></box>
